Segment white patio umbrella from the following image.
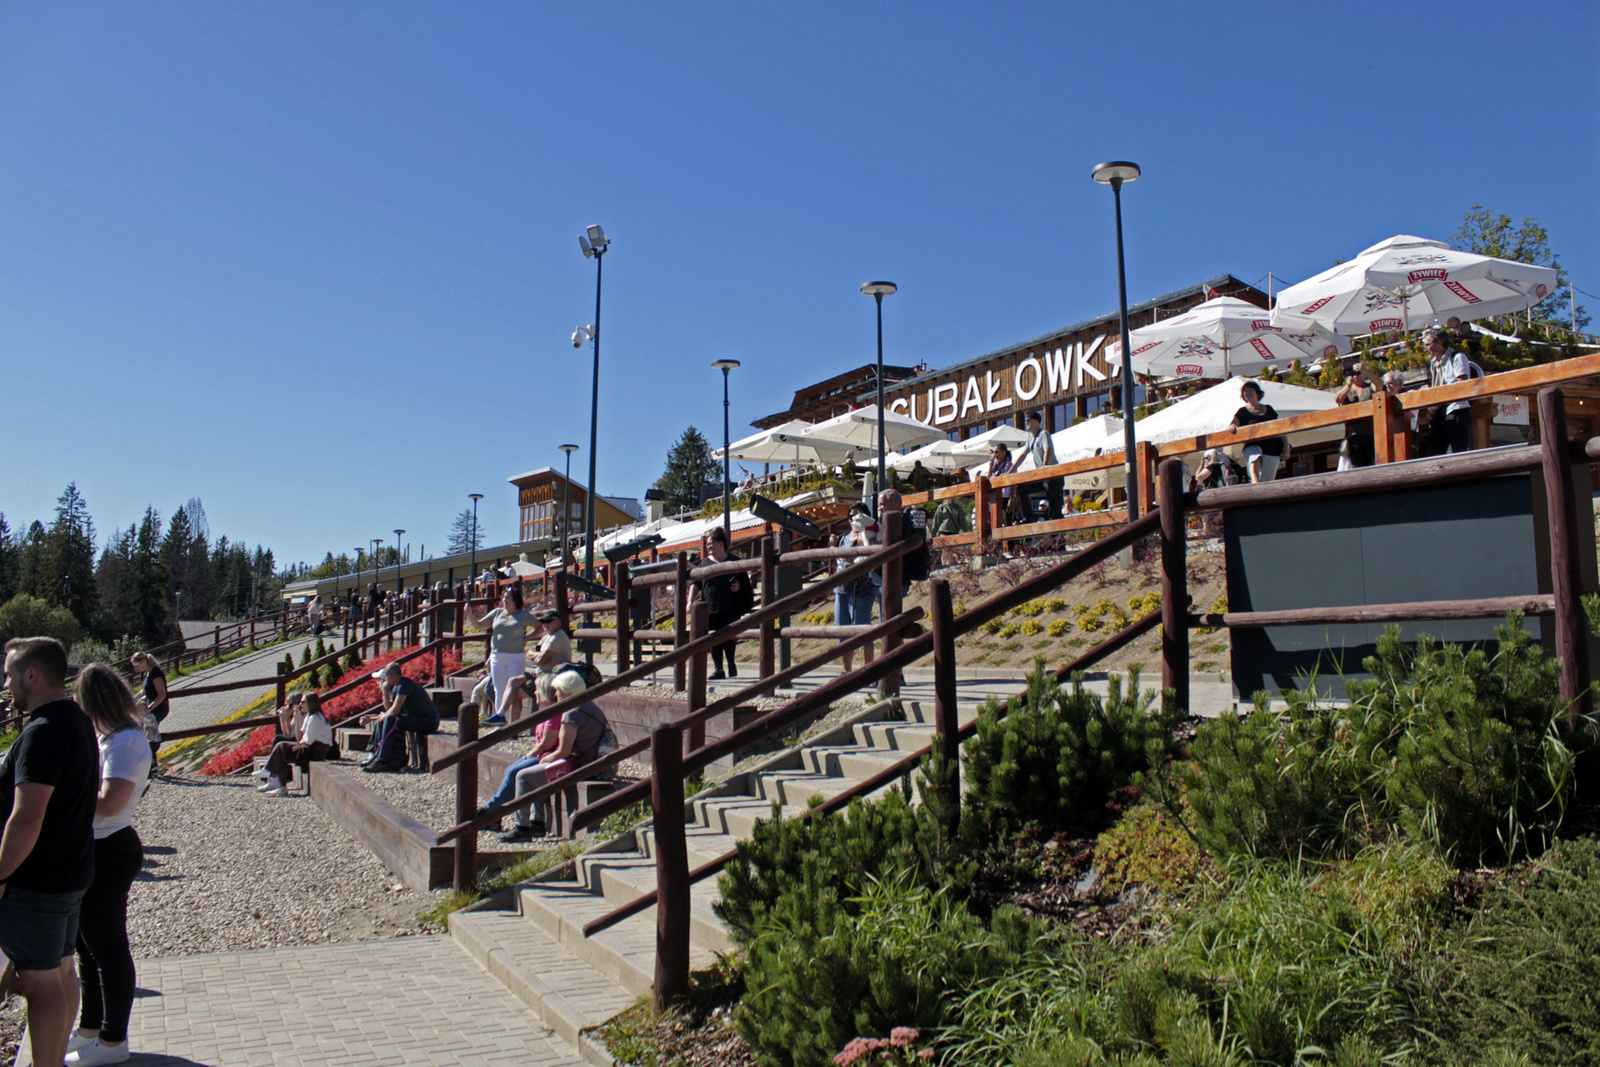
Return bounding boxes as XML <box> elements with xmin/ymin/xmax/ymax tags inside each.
<box><xmin>807</xmin><ymin>405</ymin><xmax>946</xmax><ymax>453</ymax></box>
<box><xmin>1133</xmin><ymin>378</ymin><xmax>1340</xmax><ymax>450</ymax></box>
<box><xmin>1051</xmin><ymin>414</ymin><xmax>1126</xmax><ymax>464</ymax></box>
<box><xmin>506</xmin><ymin>552</ymin><xmax>545</xmax><ymax>578</ymax></box>
<box><xmin>1111</xmin><ymin>296</ymin><xmax>1350</xmax><ymax>378</ymax></box>
<box><xmin>891</xmin><ymin>439</ymin><xmax>982</xmax><ymax>473</ymax></box>
<box><xmin>714</xmin><ymin>418</ymin><xmax>858</xmax><ymax>465</ymax></box>
<box><xmin>1271</xmin><ymin>235</ymin><xmax>1560</xmax><ymax>336</ymax></box>
<box><xmin>955</xmin><ymin>424</ymin><xmax>1032</xmax><ymax>455</ymax></box>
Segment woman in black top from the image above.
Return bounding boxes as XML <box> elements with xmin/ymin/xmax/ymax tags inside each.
<box><xmin>1229</xmin><ymin>380</ymin><xmax>1289</xmax><ymax>483</ymax></box>
<box><xmin>690</xmin><ymin>527</ymin><xmax>751</xmax><ymax>680</ymax></box>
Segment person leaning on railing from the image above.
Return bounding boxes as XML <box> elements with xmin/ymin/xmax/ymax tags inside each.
<box><xmin>831</xmin><ymin>511</ymin><xmax>878</xmax><ymax>673</ymax></box>
<box><xmin>1335</xmin><ymin>362</ymin><xmax>1377</xmax><ymax>469</ymax></box>
<box><xmin>1229</xmin><ymin>380</ymin><xmax>1289</xmax><ymax>483</ymax></box>
<box><xmin>473</xmin><ymin>670</ymin><xmax>609</xmax><ymax>843</ymax></box>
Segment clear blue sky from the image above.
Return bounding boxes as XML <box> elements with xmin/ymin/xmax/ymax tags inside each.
<box><xmin>4</xmin><ymin>2</ymin><xmax>1596</xmax><ymax>569</ymax></box>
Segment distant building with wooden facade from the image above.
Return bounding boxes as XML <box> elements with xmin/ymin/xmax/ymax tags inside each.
<box><xmin>509</xmin><ymin>467</ymin><xmax>638</xmax><ymax>546</ymax></box>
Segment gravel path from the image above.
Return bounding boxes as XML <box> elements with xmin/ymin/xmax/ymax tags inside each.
<box><xmin>127</xmin><ymin>767</ymin><xmax>434</xmax><ymax>958</ymax></box>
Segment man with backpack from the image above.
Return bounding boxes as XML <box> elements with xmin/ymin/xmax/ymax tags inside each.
<box><xmin>476</xmin><ymin>669</ymin><xmax>610</xmax><ymax>842</ymax></box>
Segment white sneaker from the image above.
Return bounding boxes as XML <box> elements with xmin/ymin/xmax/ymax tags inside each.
<box><xmin>252</xmin><ymin>766</ymin><xmax>271</xmax><ymax>778</ymax></box>
<box><xmin>263</xmin><ymin>786</ymin><xmax>288</xmax><ymax>797</ymax></box>
<box><xmin>258</xmin><ymin>776</ymin><xmax>283</xmax><ymax>792</ymax></box>
<box><xmin>66</xmin><ymin>1038</ymin><xmax>131</xmax><ymax>1065</ymax></box>
<box><xmin>67</xmin><ymin>1031</ymin><xmax>97</xmax><ymax>1054</ymax></box>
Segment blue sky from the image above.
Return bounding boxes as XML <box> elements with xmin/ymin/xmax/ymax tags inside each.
<box><xmin>3</xmin><ymin>2</ymin><xmax>1596</xmax><ymax>568</ymax></box>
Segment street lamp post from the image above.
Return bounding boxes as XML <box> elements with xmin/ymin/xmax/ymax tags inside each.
<box><xmin>1092</xmin><ymin>161</ymin><xmax>1142</xmax><ymax>522</ymax></box>
<box><xmin>393</xmin><ymin>529</ymin><xmax>405</xmax><ymax>597</ymax></box>
<box><xmin>712</xmin><ymin>359</ymin><xmax>742</xmax><ymax>540</ymax></box>
<box><xmin>577</xmin><ymin>223</ymin><xmax>610</xmax><ymax>582</ymax></box>
<box><xmin>353</xmin><ymin>546</ymin><xmax>364</xmax><ymax>605</ymax></box>
<box><xmin>558</xmin><ymin>444</ymin><xmax>579</xmax><ymax>566</ymax></box>
<box><xmin>860</xmin><ymin>281</ymin><xmax>897</xmax><ymax>513</ymax></box>
<box><xmin>467</xmin><ymin>494</ymin><xmax>484</xmax><ymax>591</ymax></box>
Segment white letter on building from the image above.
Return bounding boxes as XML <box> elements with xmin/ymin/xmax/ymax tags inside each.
<box><xmin>889</xmin><ymin>397</ymin><xmax>910</xmax><ymax>415</ymax></box>
<box><xmin>933</xmin><ymin>383</ymin><xmax>959</xmax><ymax>424</ymax></box>
<box><xmin>960</xmin><ymin>376</ymin><xmax>984</xmax><ymax>418</ymax></box>
<box><xmin>1076</xmin><ymin>335</ymin><xmax>1108</xmax><ymax>388</ymax></box>
<box><xmin>1044</xmin><ymin>347</ymin><xmax>1071</xmax><ymax>394</ymax></box>
<box><xmin>985</xmin><ymin>371</ymin><xmax>1011</xmax><ymax>412</ymax></box>
<box><xmin>1014</xmin><ymin>356</ymin><xmax>1042</xmax><ymax>401</ymax></box>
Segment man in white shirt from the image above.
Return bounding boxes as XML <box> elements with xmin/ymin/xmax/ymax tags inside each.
<box><xmin>1424</xmin><ymin>326</ymin><xmax>1472</xmax><ymax>454</ymax></box>
<box><xmin>1024</xmin><ymin>411</ymin><xmax>1062</xmax><ymax>520</ymax></box>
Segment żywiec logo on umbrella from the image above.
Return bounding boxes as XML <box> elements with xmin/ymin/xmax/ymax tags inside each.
<box><xmin>1407</xmin><ymin>268</ymin><xmax>1449</xmax><ymax>283</ymax></box>
<box><xmin>1369</xmin><ymin>317</ymin><xmax>1404</xmax><ymax>331</ymax></box>
<box><xmin>1176</xmin><ymin>365</ymin><xmax>1204</xmax><ymax>376</ymax></box>
<box><xmin>1445</xmin><ymin>281</ymin><xmax>1479</xmax><ymax>303</ymax></box>
<box><xmin>1298</xmin><ymin>297</ymin><xmax>1334</xmax><ymax>315</ymax></box>
<box><xmin>1249</xmin><ymin>320</ymin><xmax>1281</xmax><ymax>332</ymax></box>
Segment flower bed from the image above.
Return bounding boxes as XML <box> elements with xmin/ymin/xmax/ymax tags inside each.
<box><xmin>198</xmin><ymin>646</ymin><xmax>462</xmax><ymax>776</ymax></box>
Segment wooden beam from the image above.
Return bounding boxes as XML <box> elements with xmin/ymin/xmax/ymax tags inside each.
<box><xmin>1188</xmin><ymin>594</ymin><xmax>1555</xmax><ymax>629</ymax></box>
<box><xmin>1194</xmin><ymin>445</ymin><xmax>1542</xmax><ymax>510</ymax></box>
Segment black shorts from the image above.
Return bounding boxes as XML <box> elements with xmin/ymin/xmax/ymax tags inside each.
<box><xmin>0</xmin><ymin>885</ymin><xmax>86</xmax><ymax>971</ymax></box>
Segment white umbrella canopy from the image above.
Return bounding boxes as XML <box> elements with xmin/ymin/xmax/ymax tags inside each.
<box><xmin>1271</xmin><ymin>235</ymin><xmax>1560</xmax><ymax>336</ymax></box>
<box><xmin>715</xmin><ymin>419</ymin><xmax>858</xmax><ymax>465</ymax></box>
<box><xmin>955</xmin><ymin>424</ymin><xmax>1033</xmax><ymax>455</ymax></box>
<box><xmin>506</xmin><ymin>553</ymin><xmax>545</xmax><ymax>578</ymax></box>
<box><xmin>1133</xmin><ymin>378</ymin><xmax>1339</xmax><ymax>450</ymax></box>
<box><xmin>807</xmin><ymin>405</ymin><xmax>946</xmax><ymax>453</ymax></box>
<box><xmin>1051</xmin><ymin>414</ymin><xmax>1126</xmax><ymax>464</ymax></box>
<box><xmin>891</xmin><ymin>439</ymin><xmax>983</xmax><ymax>473</ymax></box>
<box><xmin>1112</xmin><ymin>296</ymin><xmax>1351</xmax><ymax>378</ymax></box>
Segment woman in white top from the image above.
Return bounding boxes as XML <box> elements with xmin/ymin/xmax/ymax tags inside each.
<box><xmin>255</xmin><ymin>692</ymin><xmax>334</xmax><ymax>796</ymax></box>
<box><xmin>66</xmin><ymin>664</ymin><xmax>152</xmax><ymax>1067</ymax></box>
<box><xmin>464</xmin><ymin>585</ymin><xmax>538</xmax><ymax>724</ymax></box>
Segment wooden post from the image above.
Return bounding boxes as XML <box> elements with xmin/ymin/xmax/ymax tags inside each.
<box><xmin>453</xmin><ymin>699</ymin><xmax>479</xmax><ymax>893</ymax></box>
<box><xmin>1373</xmin><ymin>393</ymin><xmax>1400</xmax><ymax>465</ymax></box>
<box><xmin>250</xmin><ymin>617</ymin><xmax>255</xmax><ymax>647</ymax></box>
<box><xmin>650</xmin><ymin>723</ymin><xmax>690</xmax><ymax>1010</ymax></box>
<box><xmin>686</xmin><ymin>601</ymin><xmax>708</xmax><ymax>753</ymax></box>
<box><xmin>673</xmin><ymin>554</ymin><xmax>690</xmax><ymax>692</ymax></box>
<box><xmin>1135</xmin><ymin>441</ymin><xmax>1156</xmax><ymax>517</ymax></box>
<box><xmin>1157</xmin><ymin>458</ymin><xmax>1189</xmax><ymax>713</ymax></box>
<box><xmin>759</xmin><ymin>535</ymin><xmax>776</xmax><ymax>680</ymax></box>
<box><xmin>616</xmin><ymin>560</ymin><xmax>632</xmax><ymax>674</ymax></box>
<box><xmin>554</xmin><ymin>570</ymin><xmax>570</xmax><ymax>634</ymax></box>
<box><xmin>928</xmin><ymin>577</ymin><xmax>959</xmax><ymax>839</ymax></box>
<box><xmin>878</xmin><ymin>509</ymin><xmax>904</xmax><ymax>699</ymax></box>
<box><xmin>1538</xmin><ymin>387</ymin><xmax>1592</xmax><ymax>723</ymax></box>
<box><xmin>974</xmin><ymin>476</ymin><xmax>994</xmax><ymax>549</ymax></box>
<box><xmin>212</xmin><ymin>626</ymin><xmax>221</xmax><ymax>663</ymax></box>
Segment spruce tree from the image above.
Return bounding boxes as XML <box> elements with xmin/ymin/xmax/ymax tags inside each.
<box><xmin>0</xmin><ymin>513</ymin><xmax>17</xmax><ymax>604</ymax></box>
<box><xmin>654</xmin><ymin>426</ymin><xmax>719</xmax><ymax>514</ymax></box>
<box><xmin>447</xmin><ymin>508</ymin><xmax>484</xmax><ymax>556</ymax></box>
<box><xmin>44</xmin><ymin>484</ymin><xmax>99</xmax><ymax>629</ymax></box>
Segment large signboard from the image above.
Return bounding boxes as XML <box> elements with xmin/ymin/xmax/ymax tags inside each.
<box><xmin>885</xmin><ymin>331</ymin><xmax>1122</xmax><ymax>428</ymax></box>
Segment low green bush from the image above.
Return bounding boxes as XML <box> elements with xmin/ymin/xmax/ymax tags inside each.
<box><xmin>1429</xmin><ymin>836</ymin><xmax>1600</xmax><ymax>1066</ymax></box>
<box><xmin>962</xmin><ymin>662</ymin><xmax>1181</xmax><ymax>840</ymax></box>
<box><xmin>0</xmin><ymin>594</ymin><xmax>83</xmax><ymax>651</ymax></box>
<box><xmin>1093</xmin><ymin>798</ymin><xmax>1204</xmax><ymax>898</ymax></box>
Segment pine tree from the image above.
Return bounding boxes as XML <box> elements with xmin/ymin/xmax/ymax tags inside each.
<box><xmin>15</xmin><ymin>521</ymin><xmax>47</xmax><ymax>598</ymax></box>
<box><xmin>0</xmin><ymin>513</ymin><xmax>17</xmax><ymax>604</ymax></box>
<box><xmin>654</xmin><ymin>426</ymin><xmax>719</xmax><ymax>514</ymax></box>
<box><xmin>126</xmin><ymin>507</ymin><xmax>172</xmax><ymax>644</ymax></box>
<box><xmin>447</xmin><ymin>508</ymin><xmax>484</xmax><ymax>556</ymax></box>
<box><xmin>44</xmin><ymin>483</ymin><xmax>99</xmax><ymax>629</ymax></box>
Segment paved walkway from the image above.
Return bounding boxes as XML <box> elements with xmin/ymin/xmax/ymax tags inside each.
<box><xmin>162</xmin><ymin>638</ymin><xmax>340</xmax><ymax>734</ymax></box>
<box><xmin>21</xmin><ymin>937</ymin><xmax>589</xmax><ymax>1066</ymax></box>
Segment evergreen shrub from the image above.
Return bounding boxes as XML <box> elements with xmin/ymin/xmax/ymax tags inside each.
<box><xmin>961</xmin><ymin>662</ymin><xmax>1181</xmax><ymax>839</ymax></box>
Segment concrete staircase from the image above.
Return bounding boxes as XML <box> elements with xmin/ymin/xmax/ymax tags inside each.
<box><xmin>448</xmin><ymin>690</ymin><xmax>987</xmax><ymax>1064</ymax></box>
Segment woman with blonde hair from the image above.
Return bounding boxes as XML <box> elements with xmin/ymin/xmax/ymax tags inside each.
<box><xmin>65</xmin><ymin>664</ymin><xmax>150</xmax><ymax>1066</ymax></box>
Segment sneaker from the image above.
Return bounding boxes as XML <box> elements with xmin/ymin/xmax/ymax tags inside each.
<box><xmin>67</xmin><ymin>1031</ymin><xmax>96</xmax><ymax>1055</ymax></box>
<box><xmin>66</xmin><ymin>1038</ymin><xmax>130</xmax><ymax>1065</ymax></box>
<box><xmin>252</xmin><ymin>767</ymin><xmax>271</xmax><ymax>779</ymax></box>
<box><xmin>499</xmin><ymin>822</ymin><xmax>547</xmax><ymax>843</ymax></box>
<box><xmin>258</xmin><ymin>776</ymin><xmax>283</xmax><ymax>792</ymax></box>
<box><xmin>263</xmin><ymin>786</ymin><xmax>289</xmax><ymax>797</ymax></box>
<box><xmin>474</xmin><ymin>807</ymin><xmax>504</xmax><ymax>833</ymax></box>
<box><xmin>482</xmin><ymin>714</ymin><xmax>507</xmax><ymax>726</ymax></box>
<box><xmin>362</xmin><ymin>759</ymin><xmax>400</xmax><ymax>774</ymax></box>
<box><xmin>709</xmin><ymin>669</ymin><xmax>726</xmax><ymax>680</ymax></box>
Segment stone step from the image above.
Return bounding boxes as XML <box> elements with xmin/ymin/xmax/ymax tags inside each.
<box><xmin>800</xmin><ymin>742</ymin><xmax>914</xmax><ymax>781</ymax></box>
<box><xmin>449</xmin><ymin>908</ymin><xmax>633</xmax><ymax>1064</ymax></box>
<box><xmin>517</xmin><ymin>880</ymin><xmax>718</xmax><ymax>999</ymax></box>
<box><xmin>568</xmin><ymin>851</ymin><xmax>733</xmax><ymax>954</ymax></box>
<box><xmin>853</xmin><ymin>719</ymin><xmax>937</xmax><ymax>752</ymax></box>
<box><xmin>749</xmin><ymin>767</ymin><xmax>856</xmax><ymax>807</ymax></box>
<box><xmin>690</xmin><ymin>792</ymin><xmax>807</xmax><ymax>840</ymax></box>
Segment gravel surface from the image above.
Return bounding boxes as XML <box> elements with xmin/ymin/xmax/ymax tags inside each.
<box><xmin>127</xmin><ymin>768</ymin><xmax>436</xmax><ymax>958</ymax></box>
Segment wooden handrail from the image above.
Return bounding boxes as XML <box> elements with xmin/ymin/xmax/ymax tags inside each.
<box><xmin>429</xmin><ymin>537</ymin><xmax>919</xmax><ymax>774</ymax></box>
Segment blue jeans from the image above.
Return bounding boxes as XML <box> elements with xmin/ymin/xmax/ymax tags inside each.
<box><xmin>486</xmin><ymin>756</ymin><xmax>556</xmax><ymax>826</ymax></box>
<box><xmin>834</xmin><ymin>589</ymin><xmax>875</xmax><ymax>627</ymax></box>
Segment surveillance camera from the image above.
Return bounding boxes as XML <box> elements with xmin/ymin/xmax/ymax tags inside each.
<box><xmin>571</xmin><ymin>329</ymin><xmax>586</xmax><ymax>348</ymax></box>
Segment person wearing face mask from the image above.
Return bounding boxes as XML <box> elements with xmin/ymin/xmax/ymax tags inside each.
<box><xmin>831</xmin><ymin>507</ymin><xmax>879</xmax><ymax>672</ymax></box>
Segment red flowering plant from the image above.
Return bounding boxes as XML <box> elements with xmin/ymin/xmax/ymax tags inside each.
<box><xmin>834</xmin><ymin>1028</ymin><xmax>935</xmax><ymax>1066</ymax></box>
<box><xmin>198</xmin><ymin>646</ymin><xmax>461</xmax><ymax>776</ymax></box>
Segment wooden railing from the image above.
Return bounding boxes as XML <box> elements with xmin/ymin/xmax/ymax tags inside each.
<box><xmin>113</xmin><ymin>606</ymin><xmax>308</xmax><ymax>679</ymax></box>
<box><xmin>461</xmin><ymin>384</ymin><xmax>1600</xmax><ymax>1012</ymax></box>
<box><xmin>899</xmin><ymin>349</ymin><xmax>1600</xmax><ymax>556</ymax></box>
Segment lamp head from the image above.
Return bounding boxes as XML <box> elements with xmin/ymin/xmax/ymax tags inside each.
<box><xmin>1091</xmin><ymin>161</ymin><xmax>1141</xmax><ymax>186</ymax></box>
<box><xmin>711</xmin><ymin>359</ymin><xmax>741</xmax><ymax>372</ymax></box>
<box><xmin>559</xmin><ymin>443</ymin><xmax>579</xmax><ymax>455</ymax></box>
<box><xmin>468</xmin><ymin>493</ymin><xmax>484</xmax><ymax>502</ymax></box>
<box><xmin>586</xmin><ymin>224</ymin><xmax>609</xmax><ymax>250</ymax></box>
<box><xmin>578</xmin><ymin>234</ymin><xmax>592</xmax><ymax>257</ymax></box>
<box><xmin>860</xmin><ymin>281</ymin><xmax>898</xmax><ymax>298</ymax></box>
<box><xmin>394</xmin><ymin>529</ymin><xmax>405</xmax><ymax>538</ymax></box>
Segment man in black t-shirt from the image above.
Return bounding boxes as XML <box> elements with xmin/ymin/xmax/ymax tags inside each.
<box><xmin>362</xmin><ymin>663</ymin><xmax>440</xmax><ymax>772</ymax></box>
<box><xmin>1</xmin><ymin>636</ymin><xmax>99</xmax><ymax>1067</ymax></box>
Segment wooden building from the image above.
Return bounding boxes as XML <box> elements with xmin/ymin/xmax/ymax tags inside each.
<box><xmin>884</xmin><ymin>275</ymin><xmax>1267</xmax><ymax>439</ymax></box>
<box><xmin>509</xmin><ymin>467</ymin><xmax>638</xmax><ymax>546</ymax></box>
<box><xmin>752</xmin><ymin>363</ymin><xmax>923</xmax><ymax>430</ymax></box>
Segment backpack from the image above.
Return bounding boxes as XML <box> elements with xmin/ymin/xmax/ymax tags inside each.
<box><xmin>899</xmin><ymin>506</ymin><xmax>931</xmax><ymax>583</ymax></box>
<box><xmin>556</xmin><ymin>660</ymin><xmax>605</xmax><ymax>690</ymax></box>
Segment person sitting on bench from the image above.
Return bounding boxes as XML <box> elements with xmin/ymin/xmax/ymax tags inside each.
<box><xmin>254</xmin><ymin>693</ymin><xmax>333</xmax><ymax>796</ymax></box>
<box><xmin>475</xmin><ymin>670</ymin><xmax>607</xmax><ymax>842</ymax></box>
<box><xmin>361</xmin><ymin>664</ymin><xmax>439</xmax><ymax>773</ymax></box>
